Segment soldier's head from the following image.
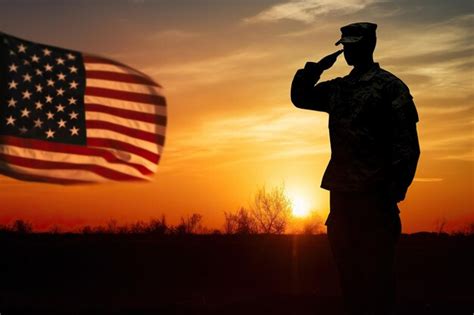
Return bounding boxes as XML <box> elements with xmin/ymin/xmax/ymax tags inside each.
<box><xmin>335</xmin><ymin>22</ymin><xmax>377</xmax><ymax>66</ymax></box>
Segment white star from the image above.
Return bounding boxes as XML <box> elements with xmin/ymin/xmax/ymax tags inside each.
<box><xmin>17</xmin><ymin>43</ymin><xmax>27</xmax><ymax>53</ymax></box>
<box><xmin>69</xmin><ymin>66</ymin><xmax>78</xmax><ymax>74</ymax></box>
<box><xmin>31</xmin><ymin>54</ymin><xmax>40</xmax><ymax>63</ymax></box>
<box><xmin>34</xmin><ymin>118</ymin><xmax>43</xmax><ymax>128</ymax></box>
<box><xmin>45</xmin><ymin>95</ymin><xmax>53</xmax><ymax>103</ymax></box>
<box><xmin>19</xmin><ymin>126</ymin><xmax>28</xmax><ymax>134</ymax></box>
<box><xmin>44</xmin><ymin>63</ymin><xmax>53</xmax><ymax>72</ymax></box>
<box><xmin>23</xmin><ymin>59</ymin><xmax>30</xmax><ymax>66</ymax></box>
<box><xmin>57</xmin><ymin>119</ymin><xmax>67</xmax><ymax>128</ymax></box>
<box><xmin>47</xmin><ymin>79</ymin><xmax>55</xmax><ymax>87</ymax></box>
<box><xmin>8</xmin><ymin>63</ymin><xmax>18</xmax><ymax>72</ymax></box>
<box><xmin>66</xmin><ymin>53</ymin><xmax>76</xmax><ymax>60</ymax></box>
<box><xmin>68</xmin><ymin>97</ymin><xmax>77</xmax><ymax>105</ymax></box>
<box><xmin>8</xmin><ymin>80</ymin><xmax>18</xmax><ymax>89</ymax></box>
<box><xmin>69</xmin><ymin>81</ymin><xmax>79</xmax><ymax>89</ymax></box>
<box><xmin>6</xmin><ymin>116</ymin><xmax>16</xmax><ymax>126</ymax></box>
<box><xmin>21</xmin><ymin>108</ymin><xmax>31</xmax><ymax>118</ymax></box>
<box><xmin>56</xmin><ymin>88</ymin><xmax>65</xmax><ymax>96</ymax></box>
<box><xmin>35</xmin><ymin>68</ymin><xmax>43</xmax><ymax>76</ymax></box>
<box><xmin>7</xmin><ymin>98</ymin><xmax>17</xmax><ymax>108</ymax></box>
<box><xmin>22</xmin><ymin>90</ymin><xmax>32</xmax><ymax>100</ymax></box>
<box><xmin>43</xmin><ymin>48</ymin><xmax>52</xmax><ymax>56</ymax></box>
<box><xmin>45</xmin><ymin>129</ymin><xmax>55</xmax><ymax>139</ymax></box>
<box><xmin>35</xmin><ymin>84</ymin><xmax>43</xmax><ymax>93</ymax></box>
<box><xmin>35</xmin><ymin>101</ymin><xmax>44</xmax><ymax>110</ymax></box>
<box><xmin>22</xmin><ymin>73</ymin><xmax>32</xmax><ymax>82</ymax></box>
<box><xmin>46</xmin><ymin>111</ymin><xmax>55</xmax><ymax>120</ymax></box>
<box><xmin>56</xmin><ymin>104</ymin><xmax>65</xmax><ymax>112</ymax></box>
<box><xmin>69</xmin><ymin>126</ymin><xmax>80</xmax><ymax>136</ymax></box>
<box><xmin>9</xmin><ymin>49</ymin><xmax>16</xmax><ymax>56</ymax></box>
<box><xmin>56</xmin><ymin>57</ymin><xmax>65</xmax><ymax>65</ymax></box>
<box><xmin>69</xmin><ymin>111</ymin><xmax>79</xmax><ymax>120</ymax></box>
<box><xmin>57</xmin><ymin>72</ymin><xmax>66</xmax><ymax>81</ymax></box>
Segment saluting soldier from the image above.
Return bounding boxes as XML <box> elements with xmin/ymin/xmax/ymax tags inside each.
<box><xmin>291</xmin><ymin>22</ymin><xmax>420</xmax><ymax>315</ymax></box>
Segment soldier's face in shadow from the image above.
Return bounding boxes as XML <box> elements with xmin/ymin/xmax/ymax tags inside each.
<box><xmin>343</xmin><ymin>40</ymin><xmax>374</xmax><ymax>66</ymax></box>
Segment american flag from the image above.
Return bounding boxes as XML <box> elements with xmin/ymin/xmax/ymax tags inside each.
<box><xmin>0</xmin><ymin>32</ymin><xmax>166</xmax><ymax>184</ymax></box>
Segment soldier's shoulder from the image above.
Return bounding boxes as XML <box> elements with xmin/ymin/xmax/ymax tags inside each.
<box><xmin>373</xmin><ymin>67</ymin><xmax>412</xmax><ymax>96</ymax></box>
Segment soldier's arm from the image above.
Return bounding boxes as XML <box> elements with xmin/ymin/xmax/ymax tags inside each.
<box><xmin>291</xmin><ymin>50</ymin><xmax>343</xmax><ymax>113</ymax></box>
<box><xmin>388</xmin><ymin>81</ymin><xmax>420</xmax><ymax>202</ymax></box>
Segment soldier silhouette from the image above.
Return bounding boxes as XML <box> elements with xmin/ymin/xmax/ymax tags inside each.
<box><xmin>291</xmin><ymin>22</ymin><xmax>420</xmax><ymax>315</ymax></box>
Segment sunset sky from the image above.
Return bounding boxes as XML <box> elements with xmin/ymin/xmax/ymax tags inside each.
<box><xmin>0</xmin><ymin>0</ymin><xmax>472</xmax><ymax>233</ymax></box>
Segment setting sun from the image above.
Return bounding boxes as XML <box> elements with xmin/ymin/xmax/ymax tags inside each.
<box><xmin>291</xmin><ymin>196</ymin><xmax>311</xmax><ymax>218</ymax></box>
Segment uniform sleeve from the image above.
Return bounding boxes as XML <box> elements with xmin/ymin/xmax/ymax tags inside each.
<box><xmin>388</xmin><ymin>80</ymin><xmax>420</xmax><ymax>202</ymax></box>
<box><xmin>290</xmin><ymin>62</ymin><xmax>338</xmax><ymax>113</ymax></box>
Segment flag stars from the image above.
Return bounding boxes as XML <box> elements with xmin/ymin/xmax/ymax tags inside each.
<box><xmin>34</xmin><ymin>118</ymin><xmax>43</xmax><ymax>128</ymax></box>
<box><xmin>69</xmin><ymin>126</ymin><xmax>80</xmax><ymax>136</ymax></box>
<box><xmin>22</xmin><ymin>90</ymin><xmax>32</xmax><ymax>100</ymax></box>
<box><xmin>9</xmin><ymin>50</ymin><xmax>16</xmax><ymax>56</ymax></box>
<box><xmin>56</xmin><ymin>88</ymin><xmax>65</xmax><ymax>96</ymax></box>
<box><xmin>21</xmin><ymin>108</ymin><xmax>31</xmax><ymax>118</ymax></box>
<box><xmin>46</xmin><ymin>111</ymin><xmax>55</xmax><ymax>120</ymax></box>
<box><xmin>45</xmin><ymin>95</ymin><xmax>53</xmax><ymax>104</ymax></box>
<box><xmin>35</xmin><ymin>68</ymin><xmax>43</xmax><ymax>76</ymax></box>
<box><xmin>44</xmin><ymin>63</ymin><xmax>53</xmax><ymax>72</ymax></box>
<box><xmin>22</xmin><ymin>73</ymin><xmax>32</xmax><ymax>82</ymax></box>
<box><xmin>66</xmin><ymin>53</ymin><xmax>76</xmax><ymax>60</ymax></box>
<box><xmin>56</xmin><ymin>57</ymin><xmax>65</xmax><ymax>65</ymax></box>
<box><xmin>69</xmin><ymin>81</ymin><xmax>79</xmax><ymax>89</ymax></box>
<box><xmin>56</xmin><ymin>104</ymin><xmax>65</xmax><ymax>112</ymax></box>
<box><xmin>45</xmin><ymin>129</ymin><xmax>55</xmax><ymax>139</ymax></box>
<box><xmin>35</xmin><ymin>101</ymin><xmax>44</xmax><ymax>110</ymax></box>
<box><xmin>6</xmin><ymin>116</ymin><xmax>16</xmax><ymax>126</ymax></box>
<box><xmin>23</xmin><ymin>59</ymin><xmax>30</xmax><ymax>66</ymax></box>
<box><xmin>57</xmin><ymin>119</ymin><xmax>67</xmax><ymax>128</ymax></box>
<box><xmin>69</xmin><ymin>66</ymin><xmax>78</xmax><ymax>74</ymax></box>
<box><xmin>19</xmin><ymin>126</ymin><xmax>28</xmax><ymax>134</ymax></box>
<box><xmin>43</xmin><ymin>48</ymin><xmax>52</xmax><ymax>56</ymax></box>
<box><xmin>31</xmin><ymin>54</ymin><xmax>40</xmax><ymax>63</ymax></box>
<box><xmin>69</xmin><ymin>111</ymin><xmax>79</xmax><ymax>120</ymax></box>
<box><xmin>17</xmin><ymin>43</ymin><xmax>27</xmax><ymax>53</ymax></box>
<box><xmin>8</xmin><ymin>80</ymin><xmax>18</xmax><ymax>89</ymax></box>
<box><xmin>57</xmin><ymin>72</ymin><xmax>66</xmax><ymax>81</ymax></box>
<box><xmin>47</xmin><ymin>79</ymin><xmax>55</xmax><ymax>87</ymax></box>
<box><xmin>9</xmin><ymin>63</ymin><xmax>18</xmax><ymax>72</ymax></box>
<box><xmin>35</xmin><ymin>84</ymin><xmax>43</xmax><ymax>93</ymax></box>
<box><xmin>7</xmin><ymin>98</ymin><xmax>17</xmax><ymax>108</ymax></box>
<box><xmin>68</xmin><ymin>97</ymin><xmax>77</xmax><ymax>105</ymax></box>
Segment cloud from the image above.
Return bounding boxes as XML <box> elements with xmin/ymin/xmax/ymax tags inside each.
<box><xmin>244</xmin><ymin>0</ymin><xmax>377</xmax><ymax>24</ymax></box>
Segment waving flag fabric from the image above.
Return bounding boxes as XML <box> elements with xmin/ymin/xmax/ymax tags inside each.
<box><xmin>0</xmin><ymin>32</ymin><xmax>166</xmax><ymax>184</ymax></box>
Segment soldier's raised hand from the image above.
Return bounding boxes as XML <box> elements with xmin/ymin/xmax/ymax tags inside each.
<box><xmin>318</xmin><ymin>49</ymin><xmax>344</xmax><ymax>70</ymax></box>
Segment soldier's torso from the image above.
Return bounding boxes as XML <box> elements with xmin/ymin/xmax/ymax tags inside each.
<box><xmin>322</xmin><ymin>65</ymin><xmax>397</xmax><ymax>191</ymax></box>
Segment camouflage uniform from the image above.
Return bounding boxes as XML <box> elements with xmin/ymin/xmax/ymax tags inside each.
<box><xmin>291</xmin><ymin>22</ymin><xmax>420</xmax><ymax>315</ymax></box>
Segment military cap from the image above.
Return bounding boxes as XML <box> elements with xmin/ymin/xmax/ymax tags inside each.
<box><xmin>335</xmin><ymin>22</ymin><xmax>377</xmax><ymax>45</ymax></box>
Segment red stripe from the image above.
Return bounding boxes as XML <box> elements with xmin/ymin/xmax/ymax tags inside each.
<box><xmin>0</xmin><ymin>135</ymin><xmax>159</xmax><ymax>169</ymax></box>
<box><xmin>87</xmin><ymin>138</ymin><xmax>161</xmax><ymax>164</ymax></box>
<box><xmin>87</xmin><ymin>120</ymin><xmax>165</xmax><ymax>145</ymax></box>
<box><xmin>86</xmin><ymin>70</ymin><xmax>160</xmax><ymax>87</ymax></box>
<box><xmin>83</xmin><ymin>55</ymin><xmax>161</xmax><ymax>87</ymax></box>
<box><xmin>0</xmin><ymin>154</ymin><xmax>145</xmax><ymax>181</ymax></box>
<box><xmin>0</xmin><ymin>165</ymin><xmax>94</xmax><ymax>185</ymax></box>
<box><xmin>85</xmin><ymin>103</ymin><xmax>167</xmax><ymax>126</ymax></box>
<box><xmin>86</xmin><ymin>87</ymin><xmax>166</xmax><ymax>106</ymax></box>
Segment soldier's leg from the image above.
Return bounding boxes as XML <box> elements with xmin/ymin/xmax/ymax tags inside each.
<box><xmin>327</xmin><ymin>213</ymin><xmax>366</xmax><ymax>315</ymax></box>
<box><xmin>360</xmin><ymin>204</ymin><xmax>401</xmax><ymax>315</ymax></box>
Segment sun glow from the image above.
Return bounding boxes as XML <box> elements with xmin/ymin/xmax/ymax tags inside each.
<box><xmin>291</xmin><ymin>196</ymin><xmax>311</xmax><ymax>218</ymax></box>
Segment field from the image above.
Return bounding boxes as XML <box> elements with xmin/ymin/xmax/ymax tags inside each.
<box><xmin>0</xmin><ymin>233</ymin><xmax>473</xmax><ymax>314</ymax></box>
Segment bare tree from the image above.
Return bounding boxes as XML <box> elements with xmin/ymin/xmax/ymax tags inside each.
<box><xmin>303</xmin><ymin>211</ymin><xmax>324</xmax><ymax>235</ymax></box>
<box><xmin>146</xmin><ymin>215</ymin><xmax>169</xmax><ymax>235</ymax></box>
<box><xmin>224</xmin><ymin>207</ymin><xmax>257</xmax><ymax>234</ymax></box>
<box><xmin>175</xmin><ymin>213</ymin><xmax>203</xmax><ymax>234</ymax></box>
<box><xmin>434</xmin><ymin>217</ymin><xmax>447</xmax><ymax>235</ymax></box>
<box><xmin>250</xmin><ymin>184</ymin><xmax>292</xmax><ymax>234</ymax></box>
<box><xmin>11</xmin><ymin>219</ymin><xmax>33</xmax><ymax>234</ymax></box>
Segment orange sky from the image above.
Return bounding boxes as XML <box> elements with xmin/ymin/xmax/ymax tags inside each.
<box><xmin>0</xmin><ymin>0</ymin><xmax>472</xmax><ymax>232</ymax></box>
